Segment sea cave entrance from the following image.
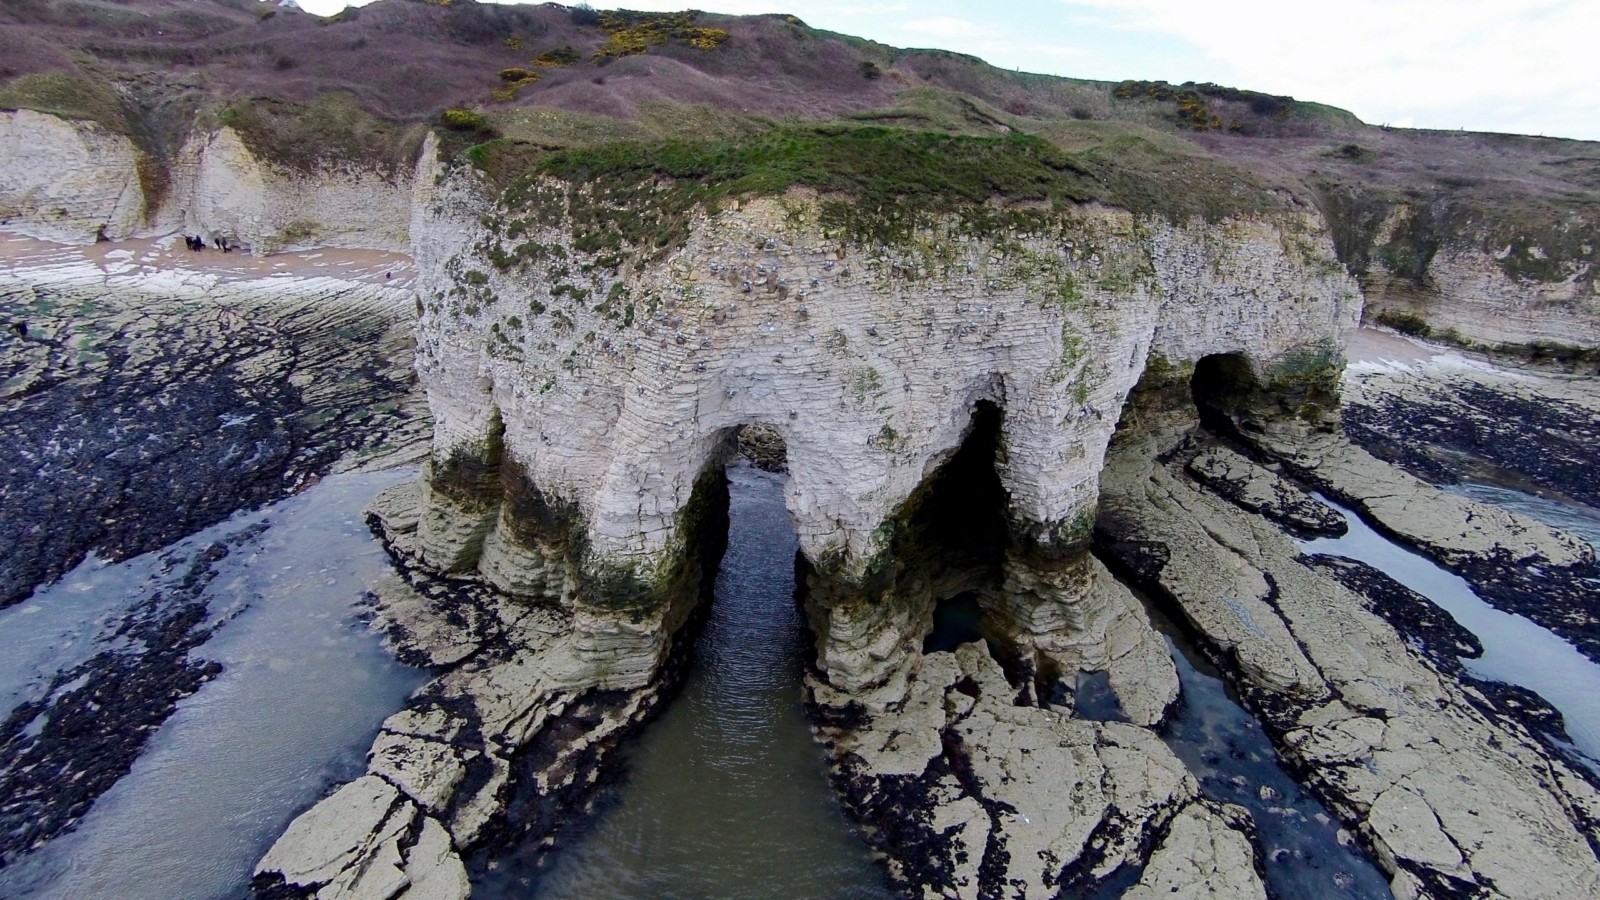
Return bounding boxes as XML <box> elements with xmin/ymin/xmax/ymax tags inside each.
<box><xmin>478</xmin><ymin>401</ymin><xmax>1028</xmax><ymax>896</ymax></box>
<box><xmin>1189</xmin><ymin>351</ymin><xmax>1261</xmax><ymax>436</ymax></box>
<box><xmin>477</xmin><ymin>422</ymin><xmax>892</xmax><ymax>898</ymax></box>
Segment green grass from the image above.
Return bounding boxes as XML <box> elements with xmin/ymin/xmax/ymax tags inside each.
<box><xmin>483</xmin><ymin>122</ymin><xmax>1282</xmax><ymax>266</ymax></box>
<box><xmin>0</xmin><ymin>73</ymin><xmax>139</xmax><ymax>136</ymax></box>
<box><xmin>216</xmin><ymin>92</ymin><xmax>428</xmax><ymax>176</ymax></box>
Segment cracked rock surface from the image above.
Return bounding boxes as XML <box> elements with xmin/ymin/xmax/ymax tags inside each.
<box><xmin>253</xmin><ymin>481</ymin><xmax>692</xmax><ymax>898</ymax></box>
<box><xmin>809</xmin><ymin>627</ymin><xmax>1264</xmax><ymax>899</ymax></box>
<box><xmin>1259</xmin><ymin>428</ymin><xmax>1600</xmax><ymax>663</ymax></box>
<box><xmin>1097</xmin><ymin>432</ymin><xmax>1600</xmax><ymax>899</ymax></box>
<box><xmin>0</xmin><ymin>249</ymin><xmax>429</xmax><ymax>870</ymax></box>
<box><xmin>0</xmin><ymin>257</ymin><xmax>428</xmax><ymax>610</ymax></box>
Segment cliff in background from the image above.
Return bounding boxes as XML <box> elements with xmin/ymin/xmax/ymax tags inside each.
<box><xmin>8</xmin><ymin>5</ymin><xmax>1600</xmax><ymax>897</ymax></box>
<box><xmin>2</xmin><ymin>0</ymin><xmax>1594</xmax><ymax>360</ymax></box>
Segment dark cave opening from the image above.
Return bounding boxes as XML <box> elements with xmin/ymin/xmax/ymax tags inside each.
<box><xmin>923</xmin><ymin>592</ymin><xmax>986</xmax><ymax>654</ymax></box>
<box><xmin>900</xmin><ymin>399</ymin><xmax>1011</xmax><ymax>578</ymax></box>
<box><xmin>790</xmin><ymin>398</ymin><xmax>1018</xmax><ymax>677</ymax></box>
<box><xmin>896</xmin><ymin>400</ymin><xmax>1033</xmax><ymax>684</ymax></box>
<box><xmin>1189</xmin><ymin>352</ymin><xmax>1259</xmax><ymax>436</ymax></box>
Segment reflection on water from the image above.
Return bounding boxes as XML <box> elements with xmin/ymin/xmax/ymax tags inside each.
<box><xmin>1301</xmin><ymin>493</ymin><xmax>1600</xmax><ymax>766</ymax></box>
<box><xmin>1129</xmin><ymin>586</ymin><xmax>1393</xmax><ymax>900</ymax></box>
<box><xmin>483</xmin><ymin>466</ymin><xmax>890</xmax><ymax>900</ymax></box>
<box><xmin>0</xmin><ymin>469</ymin><xmax>427</xmax><ymax>900</ymax></box>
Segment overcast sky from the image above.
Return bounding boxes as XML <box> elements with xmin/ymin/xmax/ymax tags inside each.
<box><xmin>283</xmin><ymin>0</ymin><xmax>1600</xmax><ymax>141</ymax></box>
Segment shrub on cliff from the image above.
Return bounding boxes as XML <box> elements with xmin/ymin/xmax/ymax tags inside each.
<box><xmin>441</xmin><ymin>107</ymin><xmax>490</xmax><ymax>131</ymax></box>
<box><xmin>1373</xmin><ymin>310</ymin><xmax>1432</xmax><ymax>337</ymax></box>
<box><xmin>534</xmin><ymin>46</ymin><xmax>582</xmax><ymax>68</ymax></box>
<box><xmin>593</xmin><ymin>11</ymin><xmax>729</xmax><ymax>58</ymax></box>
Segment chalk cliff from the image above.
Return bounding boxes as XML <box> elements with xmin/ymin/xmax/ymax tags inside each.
<box><xmin>406</xmin><ymin>158</ymin><xmax>1360</xmax><ymax>695</ymax></box>
<box><xmin>1361</xmin><ymin>205</ymin><xmax>1598</xmax><ymax>355</ymax></box>
<box><xmin>0</xmin><ymin>109</ymin><xmax>148</xmax><ymax>243</ymax></box>
<box><xmin>0</xmin><ymin>108</ymin><xmax>417</xmax><ymax>252</ymax></box>
<box><xmin>6</xmin><ymin>43</ymin><xmax>1600</xmax><ymax>894</ymax></box>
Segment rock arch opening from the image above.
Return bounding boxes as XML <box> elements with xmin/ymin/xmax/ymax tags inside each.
<box><xmin>1190</xmin><ymin>352</ymin><xmax>1260</xmax><ymax>436</ymax></box>
<box><xmin>797</xmin><ymin>399</ymin><xmax>1024</xmax><ymax>692</ymax></box>
<box><xmin>734</xmin><ymin>423</ymin><xmax>789</xmax><ymax>473</ymax></box>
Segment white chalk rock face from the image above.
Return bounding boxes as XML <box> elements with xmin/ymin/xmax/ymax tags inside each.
<box><xmin>411</xmin><ymin>177</ymin><xmax>1360</xmax><ymax>591</ymax></box>
<box><xmin>1362</xmin><ymin>205</ymin><xmax>1600</xmax><ymax>352</ymax></box>
<box><xmin>163</xmin><ymin>126</ymin><xmax>417</xmax><ymax>254</ymax></box>
<box><xmin>0</xmin><ymin>109</ymin><xmax>147</xmax><ymax>243</ymax></box>
<box><xmin>0</xmin><ymin>111</ymin><xmax>420</xmax><ymax>253</ymax></box>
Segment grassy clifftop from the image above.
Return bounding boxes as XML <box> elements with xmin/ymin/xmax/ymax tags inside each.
<box><xmin>2</xmin><ymin>0</ymin><xmax>1597</xmax><ymax>280</ymax></box>
<box><xmin>474</xmin><ymin>123</ymin><xmax>1280</xmax><ymax>266</ymax></box>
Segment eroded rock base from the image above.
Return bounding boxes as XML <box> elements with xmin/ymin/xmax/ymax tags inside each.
<box><xmin>808</xmin><ymin>629</ymin><xmax>1266</xmax><ymax>899</ymax></box>
<box><xmin>252</xmin><ymin>479</ymin><xmax>724</xmax><ymax>899</ymax></box>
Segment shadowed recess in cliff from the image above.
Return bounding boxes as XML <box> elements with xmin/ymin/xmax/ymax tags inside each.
<box><xmin>899</xmin><ymin>398</ymin><xmax>1011</xmax><ymax>581</ymax></box>
<box><xmin>825</xmin><ymin>397</ymin><xmax>1014</xmax><ymax>642</ymax></box>
<box><xmin>1190</xmin><ymin>351</ymin><xmax>1259</xmax><ymax>436</ymax></box>
<box><xmin>477</xmin><ymin>465</ymin><xmax>890</xmax><ymax>899</ymax></box>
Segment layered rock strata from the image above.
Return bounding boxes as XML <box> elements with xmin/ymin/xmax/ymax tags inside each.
<box><xmin>255</xmin><ymin>149</ymin><xmax>1372</xmax><ymax>894</ymax></box>
<box><xmin>409</xmin><ymin>167</ymin><xmax>1361</xmax><ymax>695</ymax></box>
<box><xmin>1361</xmin><ymin>241</ymin><xmax>1598</xmax><ymax>358</ymax></box>
<box><xmin>0</xmin><ymin>254</ymin><xmax>428</xmax><ymax>609</ymax></box>
<box><xmin>0</xmin><ymin>109</ymin><xmax>148</xmax><ymax>244</ymax></box>
<box><xmin>240</xmin><ymin>140</ymin><xmax>1600</xmax><ymax>897</ymax></box>
<box><xmin>1095</xmin><ymin>365</ymin><xmax>1600</xmax><ymax>898</ymax></box>
<box><xmin>1323</xmin><ymin>198</ymin><xmax>1600</xmax><ymax>361</ymax></box>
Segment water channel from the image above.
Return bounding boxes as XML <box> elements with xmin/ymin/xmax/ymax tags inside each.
<box><xmin>1300</xmin><ymin>491</ymin><xmax>1600</xmax><ymax>767</ymax></box>
<box><xmin>9</xmin><ymin>462</ymin><xmax>1589</xmax><ymax>898</ymax></box>
<box><xmin>481</xmin><ymin>465</ymin><xmax>892</xmax><ymax>899</ymax></box>
<box><xmin>1130</xmin><ymin>590</ymin><xmax>1393</xmax><ymax>899</ymax></box>
<box><xmin>0</xmin><ymin>469</ymin><xmax>427</xmax><ymax>900</ymax></box>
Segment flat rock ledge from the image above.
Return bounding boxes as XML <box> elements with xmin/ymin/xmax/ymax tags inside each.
<box><xmin>808</xmin><ymin>604</ymin><xmax>1264</xmax><ymax>899</ymax></box>
<box><xmin>251</xmin><ymin>482</ymin><xmax>685</xmax><ymax>899</ymax></box>
<box><xmin>1256</xmin><ymin>427</ymin><xmax>1600</xmax><ymax>664</ymax></box>
<box><xmin>1097</xmin><ymin>432</ymin><xmax>1600</xmax><ymax>899</ymax></box>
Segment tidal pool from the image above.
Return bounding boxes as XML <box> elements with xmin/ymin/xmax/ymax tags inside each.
<box><xmin>0</xmin><ymin>469</ymin><xmax>427</xmax><ymax>900</ymax></box>
<box><xmin>1301</xmin><ymin>493</ymin><xmax>1600</xmax><ymax>766</ymax></box>
<box><xmin>481</xmin><ymin>465</ymin><xmax>891</xmax><ymax>900</ymax></box>
<box><xmin>1126</xmin><ymin>584</ymin><xmax>1393</xmax><ymax>900</ymax></box>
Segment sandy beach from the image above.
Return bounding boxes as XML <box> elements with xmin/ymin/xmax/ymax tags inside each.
<box><xmin>0</xmin><ymin>231</ymin><xmax>417</xmax><ymax>290</ymax></box>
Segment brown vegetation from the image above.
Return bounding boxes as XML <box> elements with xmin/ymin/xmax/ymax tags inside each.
<box><xmin>0</xmin><ymin>0</ymin><xmax>1594</xmax><ymax>280</ymax></box>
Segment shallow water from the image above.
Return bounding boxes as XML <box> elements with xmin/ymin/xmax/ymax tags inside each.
<box><xmin>1301</xmin><ymin>494</ymin><xmax>1600</xmax><ymax>766</ymax></box>
<box><xmin>1129</xmin><ymin>588</ymin><xmax>1393</xmax><ymax>899</ymax></box>
<box><xmin>479</xmin><ymin>465</ymin><xmax>891</xmax><ymax>900</ymax></box>
<box><xmin>1444</xmin><ymin>481</ymin><xmax>1600</xmax><ymax>551</ymax></box>
<box><xmin>0</xmin><ymin>469</ymin><xmax>427</xmax><ymax>900</ymax></box>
